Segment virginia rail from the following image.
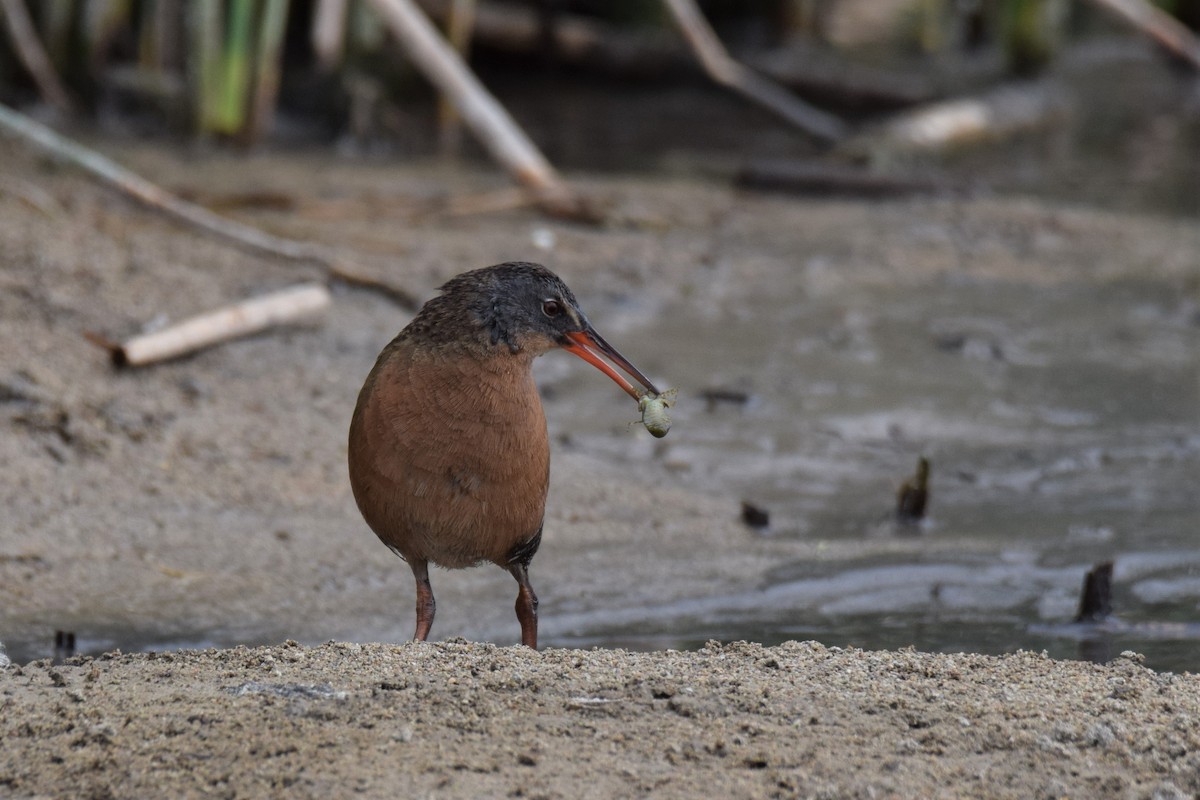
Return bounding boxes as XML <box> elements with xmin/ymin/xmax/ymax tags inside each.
<box><xmin>348</xmin><ymin>262</ymin><xmax>660</xmax><ymax>649</ymax></box>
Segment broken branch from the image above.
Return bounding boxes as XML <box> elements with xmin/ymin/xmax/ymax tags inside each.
<box><xmin>661</xmin><ymin>0</ymin><xmax>846</xmax><ymax>143</ymax></box>
<box><xmin>0</xmin><ymin>101</ymin><xmax>325</xmax><ymax>262</ymax></box>
<box><xmin>0</xmin><ymin>101</ymin><xmax>420</xmax><ymax>309</ymax></box>
<box><xmin>105</xmin><ymin>283</ymin><xmax>332</xmax><ymax>367</ymax></box>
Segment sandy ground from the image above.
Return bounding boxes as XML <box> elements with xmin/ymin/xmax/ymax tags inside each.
<box><xmin>2</xmin><ymin>139</ymin><xmax>1200</xmax><ymax>797</ymax></box>
<box><xmin>3</xmin><ymin>642</ymin><xmax>1199</xmax><ymax>798</ymax></box>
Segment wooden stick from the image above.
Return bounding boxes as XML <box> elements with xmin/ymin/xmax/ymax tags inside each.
<box><xmin>108</xmin><ymin>283</ymin><xmax>331</xmax><ymax>367</ymax></box>
<box><xmin>366</xmin><ymin>0</ymin><xmax>577</xmax><ymax>209</ymax></box>
<box><xmin>312</xmin><ymin>0</ymin><xmax>350</xmax><ymax>69</ymax></box>
<box><xmin>0</xmin><ymin>0</ymin><xmax>74</xmax><ymax>113</ymax></box>
<box><xmin>661</xmin><ymin>0</ymin><xmax>846</xmax><ymax>143</ymax></box>
<box><xmin>0</xmin><ymin>101</ymin><xmax>420</xmax><ymax>309</ymax></box>
<box><xmin>1086</xmin><ymin>0</ymin><xmax>1200</xmax><ymax>70</ymax></box>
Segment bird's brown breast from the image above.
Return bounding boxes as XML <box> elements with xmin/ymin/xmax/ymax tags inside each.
<box><xmin>348</xmin><ymin>339</ymin><xmax>550</xmax><ymax>569</ymax></box>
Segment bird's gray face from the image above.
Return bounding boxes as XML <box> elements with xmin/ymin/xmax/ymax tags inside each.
<box><xmin>477</xmin><ymin>266</ymin><xmax>588</xmax><ymax>354</ymax></box>
<box><xmin>471</xmin><ymin>262</ymin><xmax>660</xmax><ymax>399</ymax></box>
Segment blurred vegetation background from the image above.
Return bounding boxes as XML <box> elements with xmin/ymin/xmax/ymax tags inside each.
<box><xmin>0</xmin><ymin>0</ymin><xmax>1197</xmax><ymax>146</ymax></box>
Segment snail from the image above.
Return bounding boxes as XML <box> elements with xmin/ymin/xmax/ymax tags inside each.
<box><xmin>637</xmin><ymin>388</ymin><xmax>677</xmax><ymax>438</ymax></box>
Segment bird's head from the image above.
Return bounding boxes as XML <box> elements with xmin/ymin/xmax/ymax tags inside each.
<box><xmin>430</xmin><ymin>262</ymin><xmax>659</xmax><ymax>400</ymax></box>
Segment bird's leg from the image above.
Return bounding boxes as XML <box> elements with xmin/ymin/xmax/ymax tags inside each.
<box><xmin>509</xmin><ymin>562</ymin><xmax>539</xmax><ymax>649</ymax></box>
<box><xmin>410</xmin><ymin>559</ymin><xmax>435</xmax><ymax>642</ymax></box>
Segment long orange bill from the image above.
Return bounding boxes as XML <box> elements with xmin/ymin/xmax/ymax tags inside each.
<box><xmin>562</xmin><ymin>328</ymin><xmax>660</xmax><ymax>401</ymax></box>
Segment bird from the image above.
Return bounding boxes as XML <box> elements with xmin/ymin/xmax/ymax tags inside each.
<box><xmin>348</xmin><ymin>262</ymin><xmax>660</xmax><ymax>649</ymax></box>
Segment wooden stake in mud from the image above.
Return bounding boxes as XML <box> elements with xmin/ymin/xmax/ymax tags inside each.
<box><xmin>896</xmin><ymin>456</ymin><xmax>931</xmax><ymax>524</ymax></box>
<box><xmin>1074</xmin><ymin>562</ymin><xmax>1115</xmax><ymax>623</ymax></box>
<box><xmin>105</xmin><ymin>283</ymin><xmax>332</xmax><ymax>367</ymax></box>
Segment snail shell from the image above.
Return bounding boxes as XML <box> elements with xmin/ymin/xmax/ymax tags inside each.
<box><xmin>637</xmin><ymin>388</ymin><xmax>677</xmax><ymax>438</ymax></box>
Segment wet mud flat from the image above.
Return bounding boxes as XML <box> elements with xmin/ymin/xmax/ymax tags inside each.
<box><xmin>1</xmin><ymin>138</ymin><xmax>1199</xmax><ymax>794</ymax></box>
<box><xmin>2</xmin><ymin>140</ymin><xmax>1198</xmax><ymax>664</ymax></box>
<box><xmin>3</xmin><ymin>640</ymin><xmax>1199</xmax><ymax>799</ymax></box>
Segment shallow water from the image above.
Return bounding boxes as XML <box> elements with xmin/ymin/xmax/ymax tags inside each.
<box><xmin>543</xmin><ymin>269</ymin><xmax>1200</xmax><ymax>672</ymax></box>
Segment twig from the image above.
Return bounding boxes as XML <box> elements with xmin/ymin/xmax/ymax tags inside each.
<box><xmin>0</xmin><ymin>101</ymin><xmax>420</xmax><ymax>309</ymax></box>
<box><xmin>101</xmin><ymin>283</ymin><xmax>332</xmax><ymax>367</ymax></box>
<box><xmin>661</xmin><ymin>0</ymin><xmax>846</xmax><ymax>143</ymax></box>
<box><xmin>366</xmin><ymin>0</ymin><xmax>587</xmax><ymax>216</ymax></box>
<box><xmin>1086</xmin><ymin>0</ymin><xmax>1200</xmax><ymax>70</ymax></box>
<box><xmin>0</xmin><ymin>0</ymin><xmax>74</xmax><ymax>113</ymax></box>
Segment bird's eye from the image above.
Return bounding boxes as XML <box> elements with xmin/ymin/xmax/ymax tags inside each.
<box><xmin>542</xmin><ymin>299</ymin><xmax>563</xmax><ymax>317</ymax></box>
